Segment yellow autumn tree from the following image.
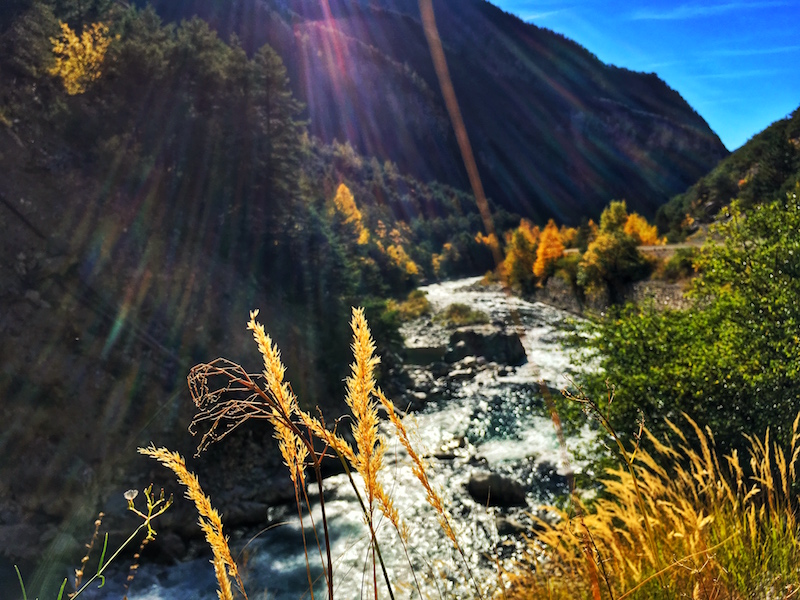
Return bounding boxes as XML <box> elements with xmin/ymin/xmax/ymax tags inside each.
<box><xmin>502</xmin><ymin>219</ymin><xmax>539</xmax><ymax>293</ymax></box>
<box><xmin>599</xmin><ymin>199</ymin><xmax>629</xmax><ymax>233</ymax></box>
<box><xmin>624</xmin><ymin>212</ymin><xmax>664</xmax><ymax>246</ymax></box>
<box><xmin>385</xmin><ymin>244</ymin><xmax>419</xmax><ymax>276</ymax></box>
<box><xmin>578</xmin><ymin>201</ymin><xmax>652</xmax><ymax>302</ymax></box>
<box><xmin>558</xmin><ymin>225</ymin><xmax>578</xmax><ymax>248</ymax></box>
<box><xmin>585</xmin><ymin>219</ymin><xmax>599</xmax><ymax>243</ymax></box>
<box><xmin>475</xmin><ymin>231</ymin><xmax>500</xmax><ymax>253</ymax></box>
<box><xmin>517</xmin><ymin>219</ymin><xmax>540</xmax><ymax>246</ymax></box>
<box><xmin>49</xmin><ymin>21</ymin><xmax>112</xmax><ymax>95</ymax></box>
<box><xmin>533</xmin><ymin>219</ymin><xmax>564</xmax><ymax>279</ymax></box>
<box><xmin>333</xmin><ymin>183</ymin><xmax>369</xmax><ymax>245</ymax></box>
<box><xmin>431</xmin><ymin>242</ymin><xmax>458</xmax><ymax>278</ymax></box>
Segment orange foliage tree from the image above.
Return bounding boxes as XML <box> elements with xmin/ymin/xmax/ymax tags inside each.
<box><xmin>475</xmin><ymin>231</ymin><xmax>500</xmax><ymax>253</ymax></box>
<box><xmin>533</xmin><ymin>219</ymin><xmax>565</xmax><ymax>279</ymax></box>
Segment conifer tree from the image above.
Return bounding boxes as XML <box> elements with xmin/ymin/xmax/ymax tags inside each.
<box><xmin>252</xmin><ymin>44</ymin><xmax>303</xmax><ymax>204</ymax></box>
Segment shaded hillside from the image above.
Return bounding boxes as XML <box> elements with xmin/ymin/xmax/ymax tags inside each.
<box><xmin>0</xmin><ymin>3</ymin><xmax>518</xmax><ymax>582</ymax></box>
<box><xmin>658</xmin><ymin>105</ymin><xmax>800</xmax><ymax>237</ymax></box>
<box><xmin>141</xmin><ymin>0</ymin><xmax>728</xmax><ymax>223</ymax></box>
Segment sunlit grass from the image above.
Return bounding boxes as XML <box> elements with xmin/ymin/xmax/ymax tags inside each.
<box><xmin>20</xmin><ymin>309</ymin><xmax>800</xmax><ymax>599</ymax></box>
<box><xmin>502</xmin><ymin>406</ymin><xmax>800</xmax><ymax>599</ymax></box>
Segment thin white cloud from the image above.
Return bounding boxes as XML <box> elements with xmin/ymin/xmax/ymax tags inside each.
<box><xmin>711</xmin><ymin>45</ymin><xmax>800</xmax><ymax>57</ymax></box>
<box><xmin>520</xmin><ymin>9</ymin><xmax>564</xmax><ymax>20</ymax></box>
<box><xmin>643</xmin><ymin>60</ymin><xmax>683</xmax><ymax>69</ymax></box>
<box><xmin>695</xmin><ymin>68</ymin><xmax>787</xmax><ymax>79</ymax></box>
<box><xmin>630</xmin><ymin>1</ymin><xmax>791</xmax><ymax>20</ymax></box>
<box><xmin>692</xmin><ymin>98</ymin><xmax>747</xmax><ymax>108</ymax></box>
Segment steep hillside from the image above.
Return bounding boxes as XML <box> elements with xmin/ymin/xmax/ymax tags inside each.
<box><xmin>658</xmin><ymin>105</ymin><xmax>800</xmax><ymax>236</ymax></box>
<box><xmin>141</xmin><ymin>0</ymin><xmax>728</xmax><ymax>223</ymax></box>
<box><xmin>0</xmin><ymin>3</ymin><xmax>520</xmax><ymax>581</ymax></box>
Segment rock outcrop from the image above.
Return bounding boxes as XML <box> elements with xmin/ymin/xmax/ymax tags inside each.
<box><xmin>445</xmin><ymin>326</ymin><xmax>527</xmax><ymax>366</ymax></box>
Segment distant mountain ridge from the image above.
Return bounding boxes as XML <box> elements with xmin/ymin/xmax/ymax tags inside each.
<box><xmin>139</xmin><ymin>0</ymin><xmax>728</xmax><ymax>224</ymax></box>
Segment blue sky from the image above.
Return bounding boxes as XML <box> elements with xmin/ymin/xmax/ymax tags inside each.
<box><xmin>490</xmin><ymin>0</ymin><xmax>800</xmax><ymax>150</ymax></box>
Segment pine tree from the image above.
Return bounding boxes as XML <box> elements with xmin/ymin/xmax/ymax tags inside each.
<box><xmin>252</xmin><ymin>44</ymin><xmax>304</xmax><ymax>204</ymax></box>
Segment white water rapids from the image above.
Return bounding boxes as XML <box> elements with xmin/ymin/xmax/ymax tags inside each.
<box><xmin>88</xmin><ymin>277</ymin><xmax>596</xmax><ymax>600</ymax></box>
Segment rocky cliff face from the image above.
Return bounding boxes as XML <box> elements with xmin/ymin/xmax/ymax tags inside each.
<box><xmin>142</xmin><ymin>0</ymin><xmax>729</xmax><ymax>223</ymax></box>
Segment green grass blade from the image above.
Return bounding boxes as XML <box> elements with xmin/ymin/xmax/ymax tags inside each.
<box><xmin>97</xmin><ymin>532</ymin><xmax>109</xmax><ymax>569</ymax></box>
<box><xmin>56</xmin><ymin>578</ymin><xmax>67</xmax><ymax>600</ymax></box>
<box><xmin>14</xmin><ymin>565</ymin><xmax>28</xmax><ymax>600</ymax></box>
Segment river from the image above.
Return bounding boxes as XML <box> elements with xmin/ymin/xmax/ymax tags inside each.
<box><xmin>87</xmin><ymin>277</ymin><xmax>594</xmax><ymax>600</ymax></box>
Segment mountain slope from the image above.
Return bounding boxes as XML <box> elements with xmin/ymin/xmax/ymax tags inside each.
<box><xmin>657</xmin><ymin>105</ymin><xmax>800</xmax><ymax>236</ymax></box>
<box><xmin>142</xmin><ymin>0</ymin><xmax>728</xmax><ymax>223</ymax></box>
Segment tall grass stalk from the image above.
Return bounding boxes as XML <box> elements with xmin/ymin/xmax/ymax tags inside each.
<box><xmin>139</xmin><ymin>447</ymin><xmax>245</xmax><ymax>600</ymax></box>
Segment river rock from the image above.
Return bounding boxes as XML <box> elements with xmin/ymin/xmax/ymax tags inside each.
<box><xmin>496</xmin><ymin>515</ymin><xmax>528</xmax><ymax>536</ymax></box>
<box><xmin>404</xmin><ymin>390</ymin><xmax>429</xmax><ymax>411</ymax></box>
<box><xmin>467</xmin><ymin>472</ymin><xmax>527</xmax><ymax>507</ymax></box>
<box><xmin>448</xmin><ymin>367</ymin><xmax>475</xmax><ymax>381</ymax></box>
<box><xmin>444</xmin><ymin>327</ymin><xmax>527</xmax><ymax>366</ymax></box>
<box><xmin>430</xmin><ymin>361</ymin><xmax>451</xmax><ymax>378</ymax></box>
<box><xmin>404</xmin><ymin>345</ymin><xmax>447</xmax><ymax>365</ymax></box>
<box><xmin>535</xmin><ymin>461</ymin><xmax>569</xmax><ymax>492</ymax></box>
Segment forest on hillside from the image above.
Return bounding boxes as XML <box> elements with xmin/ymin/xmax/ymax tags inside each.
<box><xmin>0</xmin><ymin>0</ymin><xmax>521</xmax><ymax>400</ymax></box>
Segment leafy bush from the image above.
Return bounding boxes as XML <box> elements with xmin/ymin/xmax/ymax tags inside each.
<box><xmin>434</xmin><ymin>302</ymin><xmax>490</xmax><ymax>327</ymax></box>
<box><xmin>577</xmin><ymin>201</ymin><xmax>653</xmax><ymax>302</ymax></box>
<box><xmin>576</xmin><ymin>195</ymin><xmax>800</xmax><ymax>450</ymax></box>
<box><xmin>656</xmin><ymin>246</ymin><xmax>697</xmax><ymax>281</ymax></box>
<box><xmin>387</xmin><ymin>289</ymin><xmax>432</xmax><ymax>322</ymax></box>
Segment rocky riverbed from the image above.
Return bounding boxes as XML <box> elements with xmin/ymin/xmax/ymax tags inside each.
<box><xmin>44</xmin><ymin>277</ymin><xmax>596</xmax><ymax>600</ymax></box>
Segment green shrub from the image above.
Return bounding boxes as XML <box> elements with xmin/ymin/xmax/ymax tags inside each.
<box><xmin>657</xmin><ymin>247</ymin><xmax>697</xmax><ymax>281</ymax></box>
<box><xmin>576</xmin><ymin>196</ymin><xmax>800</xmax><ymax>451</ymax></box>
<box><xmin>386</xmin><ymin>289</ymin><xmax>432</xmax><ymax>322</ymax></box>
<box><xmin>434</xmin><ymin>302</ymin><xmax>490</xmax><ymax>327</ymax></box>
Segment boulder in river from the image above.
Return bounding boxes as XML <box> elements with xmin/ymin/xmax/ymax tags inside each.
<box><xmin>467</xmin><ymin>471</ymin><xmax>527</xmax><ymax>507</ymax></box>
<box><xmin>495</xmin><ymin>515</ymin><xmax>529</xmax><ymax>536</ymax></box>
<box><xmin>445</xmin><ymin>326</ymin><xmax>527</xmax><ymax>366</ymax></box>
